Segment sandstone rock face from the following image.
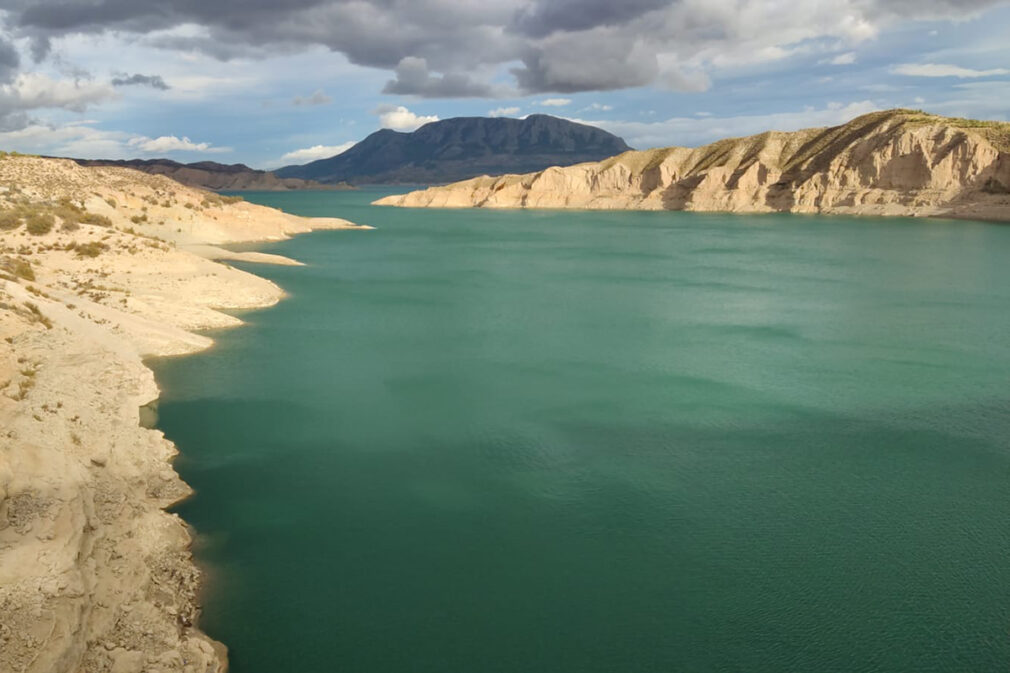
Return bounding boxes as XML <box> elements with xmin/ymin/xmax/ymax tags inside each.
<box><xmin>375</xmin><ymin>110</ymin><xmax>1010</xmax><ymax>222</ymax></box>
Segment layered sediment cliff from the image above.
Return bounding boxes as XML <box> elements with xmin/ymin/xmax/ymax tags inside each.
<box><xmin>0</xmin><ymin>157</ymin><xmax>367</xmax><ymax>672</ymax></box>
<box><xmin>375</xmin><ymin>110</ymin><xmax>1010</xmax><ymax>221</ymax></box>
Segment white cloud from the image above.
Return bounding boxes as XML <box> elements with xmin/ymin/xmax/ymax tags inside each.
<box><xmin>280</xmin><ymin>142</ymin><xmax>355</xmax><ymax>162</ymax></box>
<box><xmin>892</xmin><ymin>63</ymin><xmax>1010</xmax><ymax>78</ymax></box>
<box><xmin>860</xmin><ymin>83</ymin><xmax>904</xmax><ymax>92</ymax></box>
<box><xmin>161</xmin><ymin>74</ymin><xmax>257</xmax><ymax>101</ymax></box>
<box><xmin>488</xmin><ymin>106</ymin><xmax>521</xmax><ymax>117</ymax></box>
<box><xmin>570</xmin><ymin>100</ymin><xmax>880</xmax><ymax>150</ymax></box>
<box><xmin>928</xmin><ymin>80</ymin><xmax>1010</xmax><ymax>121</ymax></box>
<box><xmin>0</xmin><ymin>122</ymin><xmax>131</xmax><ymax>158</ymax></box>
<box><xmin>128</xmin><ymin>135</ymin><xmax>230</xmax><ymax>153</ymax></box>
<box><xmin>581</xmin><ymin>103</ymin><xmax>613</xmax><ymax>112</ymax></box>
<box><xmin>656</xmin><ymin>55</ymin><xmax>713</xmax><ymax>92</ymax></box>
<box><xmin>0</xmin><ymin>73</ymin><xmax>116</xmax><ymax>116</ymax></box>
<box><xmin>538</xmin><ymin>98</ymin><xmax>572</xmax><ymax>107</ymax></box>
<box><xmin>373</xmin><ymin>104</ymin><xmax>438</xmax><ymax>131</ymax></box>
<box><xmin>293</xmin><ymin>89</ymin><xmax>333</xmax><ymax>106</ymax></box>
<box><xmin>830</xmin><ymin>52</ymin><xmax>857</xmax><ymax>65</ymax></box>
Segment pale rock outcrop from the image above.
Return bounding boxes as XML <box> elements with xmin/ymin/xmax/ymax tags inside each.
<box><xmin>375</xmin><ymin>110</ymin><xmax>1010</xmax><ymax>222</ymax></box>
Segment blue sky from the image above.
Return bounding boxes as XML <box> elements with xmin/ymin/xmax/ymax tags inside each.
<box><xmin>0</xmin><ymin>0</ymin><xmax>1007</xmax><ymax>169</ymax></box>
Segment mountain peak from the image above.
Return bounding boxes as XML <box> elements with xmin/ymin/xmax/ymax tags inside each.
<box><xmin>276</xmin><ymin>115</ymin><xmax>630</xmax><ymax>184</ymax></box>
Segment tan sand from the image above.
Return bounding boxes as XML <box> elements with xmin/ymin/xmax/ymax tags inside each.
<box><xmin>0</xmin><ymin>156</ymin><xmax>370</xmax><ymax>673</ymax></box>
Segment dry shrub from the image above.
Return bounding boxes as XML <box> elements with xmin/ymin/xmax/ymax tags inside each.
<box><xmin>80</xmin><ymin>213</ymin><xmax>112</xmax><ymax>227</ymax></box>
<box><xmin>25</xmin><ymin>212</ymin><xmax>55</xmax><ymax>236</ymax></box>
<box><xmin>0</xmin><ymin>210</ymin><xmax>21</xmax><ymax>231</ymax></box>
<box><xmin>73</xmin><ymin>241</ymin><xmax>109</xmax><ymax>258</ymax></box>
<box><xmin>0</xmin><ymin>257</ymin><xmax>34</xmax><ymax>281</ymax></box>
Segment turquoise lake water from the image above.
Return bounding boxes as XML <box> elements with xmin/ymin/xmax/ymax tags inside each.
<box><xmin>152</xmin><ymin>189</ymin><xmax>1010</xmax><ymax>672</ymax></box>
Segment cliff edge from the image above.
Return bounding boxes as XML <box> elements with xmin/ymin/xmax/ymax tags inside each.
<box><xmin>374</xmin><ymin>110</ymin><xmax>1010</xmax><ymax>221</ymax></box>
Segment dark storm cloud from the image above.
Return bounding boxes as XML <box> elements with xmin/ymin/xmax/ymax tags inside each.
<box><xmin>2</xmin><ymin>0</ymin><xmax>1008</xmax><ymax>96</ymax></box>
<box><xmin>12</xmin><ymin>0</ymin><xmax>517</xmax><ymax>69</ymax></box>
<box><xmin>0</xmin><ymin>111</ymin><xmax>31</xmax><ymax>131</ymax></box>
<box><xmin>513</xmin><ymin>35</ymin><xmax>659</xmax><ymax>93</ymax></box>
<box><xmin>111</xmin><ymin>73</ymin><xmax>170</xmax><ymax>90</ymax></box>
<box><xmin>511</xmin><ymin>0</ymin><xmax>671</xmax><ymax>38</ymax></box>
<box><xmin>0</xmin><ymin>38</ymin><xmax>20</xmax><ymax>83</ymax></box>
<box><xmin>16</xmin><ymin>0</ymin><xmax>329</xmax><ymax>32</ymax></box>
<box><xmin>382</xmin><ymin>57</ymin><xmax>507</xmax><ymax>98</ymax></box>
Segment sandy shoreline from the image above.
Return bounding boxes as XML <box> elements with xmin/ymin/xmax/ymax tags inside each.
<box><xmin>0</xmin><ymin>156</ymin><xmax>369</xmax><ymax>672</ymax></box>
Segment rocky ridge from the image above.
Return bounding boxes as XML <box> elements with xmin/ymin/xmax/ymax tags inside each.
<box><xmin>71</xmin><ymin>159</ymin><xmax>351</xmax><ymax>192</ymax></box>
<box><xmin>374</xmin><ymin>110</ymin><xmax>1010</xmax><ymax>221</ymax></box>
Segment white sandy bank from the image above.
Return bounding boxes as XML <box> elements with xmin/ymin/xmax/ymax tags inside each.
<box><xmin>0</xmin><ymin>156</ymin><xmax>369</xmax><ymax>673</ymax></box>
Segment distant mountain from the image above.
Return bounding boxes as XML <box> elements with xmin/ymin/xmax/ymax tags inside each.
<box><xmin>275</xmin><ymin>114</ymin><xmax>632</xmax><ymax>185</ymax></box>
<box><xmin>71</xmin><ymin>158</ymin><xmax>351</xmax><ymax>192</ymax></box>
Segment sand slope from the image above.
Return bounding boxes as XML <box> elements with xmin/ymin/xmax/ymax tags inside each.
<box><xmin>375</xmin><ymin>109</ymin><xmax>1010</xmax><ymax>222</ymax></box>
<box><xmin>0</xmin><ymin>156</ymin><xmax>368</xmax><ymax>672</ymax></box>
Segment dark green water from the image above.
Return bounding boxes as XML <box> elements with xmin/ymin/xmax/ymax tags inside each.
<box><xmin>153</xmin><ymin>189</ymin><xmax>1010</xmax><ymax>672</ymax></box>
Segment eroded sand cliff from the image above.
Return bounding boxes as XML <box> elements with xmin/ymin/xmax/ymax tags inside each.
<box><xmin>0</xmin><ymin>156</ymin><xmax>367</xmax><ymax>672</ymax></box>
<box><xmin>375</xmin><ymin>110</ymin><xmax>1010</xmax><ymax>221</ymax></box>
